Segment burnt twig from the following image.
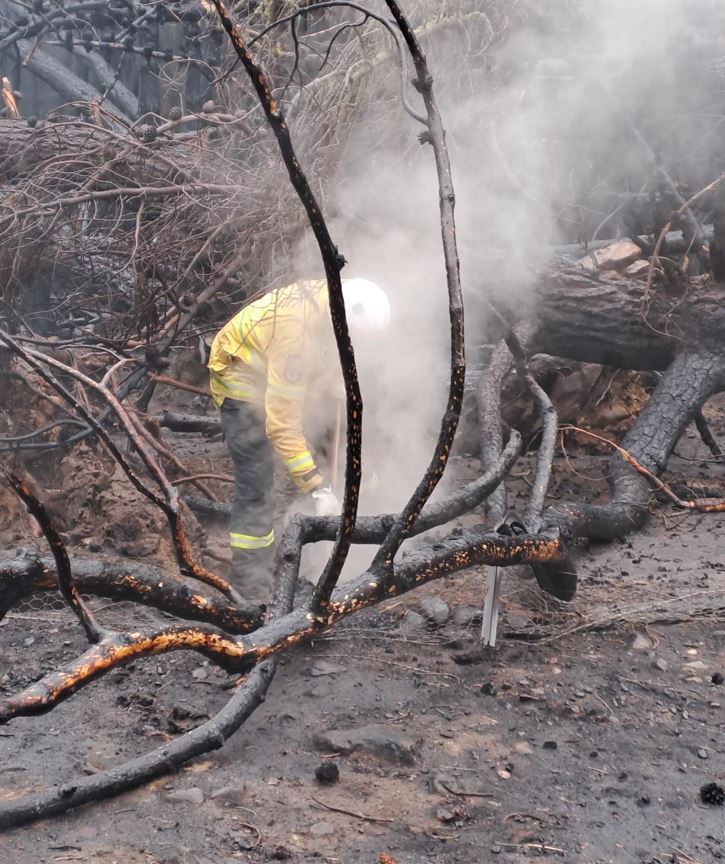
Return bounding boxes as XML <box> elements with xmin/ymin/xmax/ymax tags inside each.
<box><xmin>4</xmin><ymin>474</ymin><xmax>102</xmax><ymax>644</ymax></box>
<box><xmin>562</xmin><ymin>424</ymin><xmax>725</xmax><ymax>513</ymax></box>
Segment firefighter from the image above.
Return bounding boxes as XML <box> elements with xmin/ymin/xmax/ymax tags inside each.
<box><xmin>208</xmin><ymin>277</ymin><xmax>391</xmax><ymax>600</ymax></box>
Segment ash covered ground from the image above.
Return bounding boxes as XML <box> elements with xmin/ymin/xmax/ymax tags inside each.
<box><xmin>0</xmin><ymin>396</ymin><xmax>723</xmax><ymax>864</ymax></box>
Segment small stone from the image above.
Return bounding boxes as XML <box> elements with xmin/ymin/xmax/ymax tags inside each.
<box><xmin>313</xmin><ymin>724</ymin><xmax>419</xmax><ymax>765</ymax></box>
<box><xmin>192</xmin><ymin>666</ymin><xmax>208</xmax><ymax>680</ymax></box>
<box><xmin>711</xmin><ymin>671</ymin><xmax>724</xmax><ymax>685</ymax></box>
<box><xmin>505</xmin><ymin>613</ymin><xmax>531</xmax><ymax>630</ymax></box>
<box><xmin>210</xmin><ymin>784</ymin><xmax>249</xmax><ymax>806</ymax></box>
<box><xmin>431</xmin><ymin>774</ymin><xmax>461</xmax><ymax>795</ymax></box>
<box><xmin>167</xmin><ymin>786</ymin><xmax>205</xmax><ymax>805</ymax></box>
<box><xmin>314</xmin><ymin>761</ymin><xmax>339</xmax><ymax>785</ymax></box>
<box><xmin>652</xmin><ymin>657</ymin><xmax>668</xmax><ymax>672</ymax></box>
<box><xmin>514</xmin><ymin>741</ymin><xmax>533</xmax><ymax>755</ymax></box>
<box><xmin>628</xmin><ymin>633</ymin><xmax>652</xmax><ymax>652</ymax></box>
<box><xmin>685</xmin><ymin>660</ymin><xmax>707</xmax><ymax>671</ymax></box>
<box><xmin>497</xmin><ymin>768</ymin><xmax>511</xmax><ymax>780</ymax></box>
<box><xmin>697</xmin><ymin>748</ymin><xmax>709</xmax><ymax>760</ymax></box>
<box><xmin>418</xmin><ymin>596</ymin><xmax>451</xmax><ymax>628</ymax></box>
<box><xmin>452</xmin><ymin>605</ymin><xmax>481</xmax><ymax>627</ymax></box>
<box><xmin>399</xmin><ymin>610</ymin><xmax>426</xmax><ymax>634</ymax></box>
<box><xmin>624</xmin><ymin>259</ymin><xmax>650</xmax><ymax>277</ymax></box>
<box><xmin>310</xmin><ymin>660</ymin><xmax>345</xmax><ymax>677</ymax></box>
<box><xmin>519</xmin><ymin>688</ymin><xmax>546</xmax><ymax>702</ymax></box>
<box><xmin>480</xmin><ymin>682</ymin><xmax>496</xmax><ymax>697</ymax></box>
<box><xmin>310</xmin><ymin>821</ymin><xmax>334</xmax><ymax>837</ymax></box>
<box><xmin>435</xmin><ymin>806</ymin><xmax>455</xmax><ymax>823</ymax></box>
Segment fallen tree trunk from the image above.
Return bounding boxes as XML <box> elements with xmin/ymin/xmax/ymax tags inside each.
<box><xmin>476</xmin><ymin>269</ymin><xmax>725</xmax><ymax>598</ymax></box>
<box><xmin>528</xmin><ymin>270</ymin><xmax>725</xmax><ymax>370</ymax></box>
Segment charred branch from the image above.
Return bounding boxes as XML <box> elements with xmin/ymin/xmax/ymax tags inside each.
<box><xmin>371</xmin><ymin>0</ymin><xmax>465</xmax><ymax>577</ymax></box>
<box><xmin>542</xmin><ymin>350</ymin><xmax>725</xmax><ymax>542</ymax></box>
<box><xmin>5</xmin><ymin>474</ymin><xmax>102</xmax><ymax>643</ymax></box>
<box><xmin>211</xmin><ymin>0</ymin><xmax>363</xmax><ymax>612</ymax></box>
<box><xmin>0</xmin><ymin>556</ymin><xmax>262</xmax><ymax>634</ymax></box>
<box><xmin>0</xmin><ymin>536</ymin><xmax>302</xmax><ymax>832</ymax></box>
<box><xmin>0</xmin><ymin>526</ymin><xmax>563</xmax><ymax>726</ymax></box>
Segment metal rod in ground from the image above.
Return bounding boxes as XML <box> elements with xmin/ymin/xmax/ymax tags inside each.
<box><xmin>481</xmin><ymin>566</ymin><xmax>502</xmax><ymax>646</ymax></box>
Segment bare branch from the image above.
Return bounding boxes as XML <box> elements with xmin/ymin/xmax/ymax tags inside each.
<box><xmin>4</xmin><ymin>473</ymin><xmax>102</xmax><ymax>643</ymax></box>
<box><xmin>211</xmin><ymin>0</ymin><xmax>363</xmax><ymax>613</ymax></box>
<box><xmin>370</xmin><ymin>0</ymin><xmax>465</xmax><ymax>575</ymax></box>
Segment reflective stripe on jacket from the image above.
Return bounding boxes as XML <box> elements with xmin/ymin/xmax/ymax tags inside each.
<box><xmin>208</xmin><ymin>280</ymin><xmax>328</xmax><ymax>492</ymax></box>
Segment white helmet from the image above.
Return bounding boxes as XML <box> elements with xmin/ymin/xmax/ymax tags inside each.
<box><xmin>341</xmin><ymin>278</ymin><xmax>391</xmax><ymax>333</ymax></box>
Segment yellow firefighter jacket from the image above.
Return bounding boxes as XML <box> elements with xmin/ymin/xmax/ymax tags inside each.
<box><xmin>208</xmin><ymin>280</ymin><xmax>330</xmax><ymax>492</ymax></box>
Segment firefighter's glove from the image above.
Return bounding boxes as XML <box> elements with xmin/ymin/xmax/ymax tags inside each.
<box><xmin>311</xmin><ymin>486</ymin><xmax>340</xmax><ymax>517</ymax></box>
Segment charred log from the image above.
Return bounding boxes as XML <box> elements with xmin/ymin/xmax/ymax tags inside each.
<box><xmin>527</xmin><ymin>270</ymin><xmax>725</xmax><ymax>371</ymax></box>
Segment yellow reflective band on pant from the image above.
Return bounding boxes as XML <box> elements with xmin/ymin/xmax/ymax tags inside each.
<box><xmin>229</xmin><ymin>529</ymin><xmax>275</xmax><ymax>550</ymax></box>
<box><xmin>285</xmin><ymin>450</ymin><xmax>315</xmax><ymax>475</ymax></box>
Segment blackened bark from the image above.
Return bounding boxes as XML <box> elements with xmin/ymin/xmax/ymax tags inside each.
<box><xmin>542</xmin><ymin>350</ymin><xmax>725</xmax><ymax>541</ymax></box>
<box><xmin>529</xmin><ymin>271</ymin><xmax>725</xmax><ymax>370</ymax></box>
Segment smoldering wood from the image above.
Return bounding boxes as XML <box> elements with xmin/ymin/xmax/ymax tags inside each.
<box><xmin>0</xmin><ymin>555</ymin><xmax>263</xmax><ymax>634</ymax></box>
<box><xmin>0</xmin><ymin>525</ymin><xmax>564</xmax><ymax>726</ymax></box>
<box><xmin>0</xmin><ymin>538</ymin><xmax>300</xmax><ymax>832</ymax></box>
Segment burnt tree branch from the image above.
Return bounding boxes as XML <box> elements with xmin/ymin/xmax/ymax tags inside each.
<box><xmin>0</xmin><ymin>526</ymin><xmax>563</xmax><ymax>726</ymax></box>
<box><xmin>371</xmin><ymin>0</ymin><xmax>465</xmax><ymax>575</ymax></box>
<box><xmin>4</xmin><ymin>474</ymin><xmax>102</xmax><ymax>643</ymax></box>
<box><xmin>211</xmin><ymin>0</ymin><xmax>363</xmax><ymax>613</ymax></box>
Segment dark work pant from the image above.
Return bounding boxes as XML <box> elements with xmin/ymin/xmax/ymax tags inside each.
<box><xmin>219</xmin><ymin>398</ymin><xmax>274</xmax><ymax>589</ymax></box>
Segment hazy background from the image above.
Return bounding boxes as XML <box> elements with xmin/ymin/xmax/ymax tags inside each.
<box><xmin>292</xmin><ymin>0</ymin><xmax>725</xmax><ymax>575</ymax></box>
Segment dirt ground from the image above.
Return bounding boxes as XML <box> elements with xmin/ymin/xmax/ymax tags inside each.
<box><xmin>0</xmin><ymin>393</ymin><xmax>723</xmax><ymax>864</ymax></box>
